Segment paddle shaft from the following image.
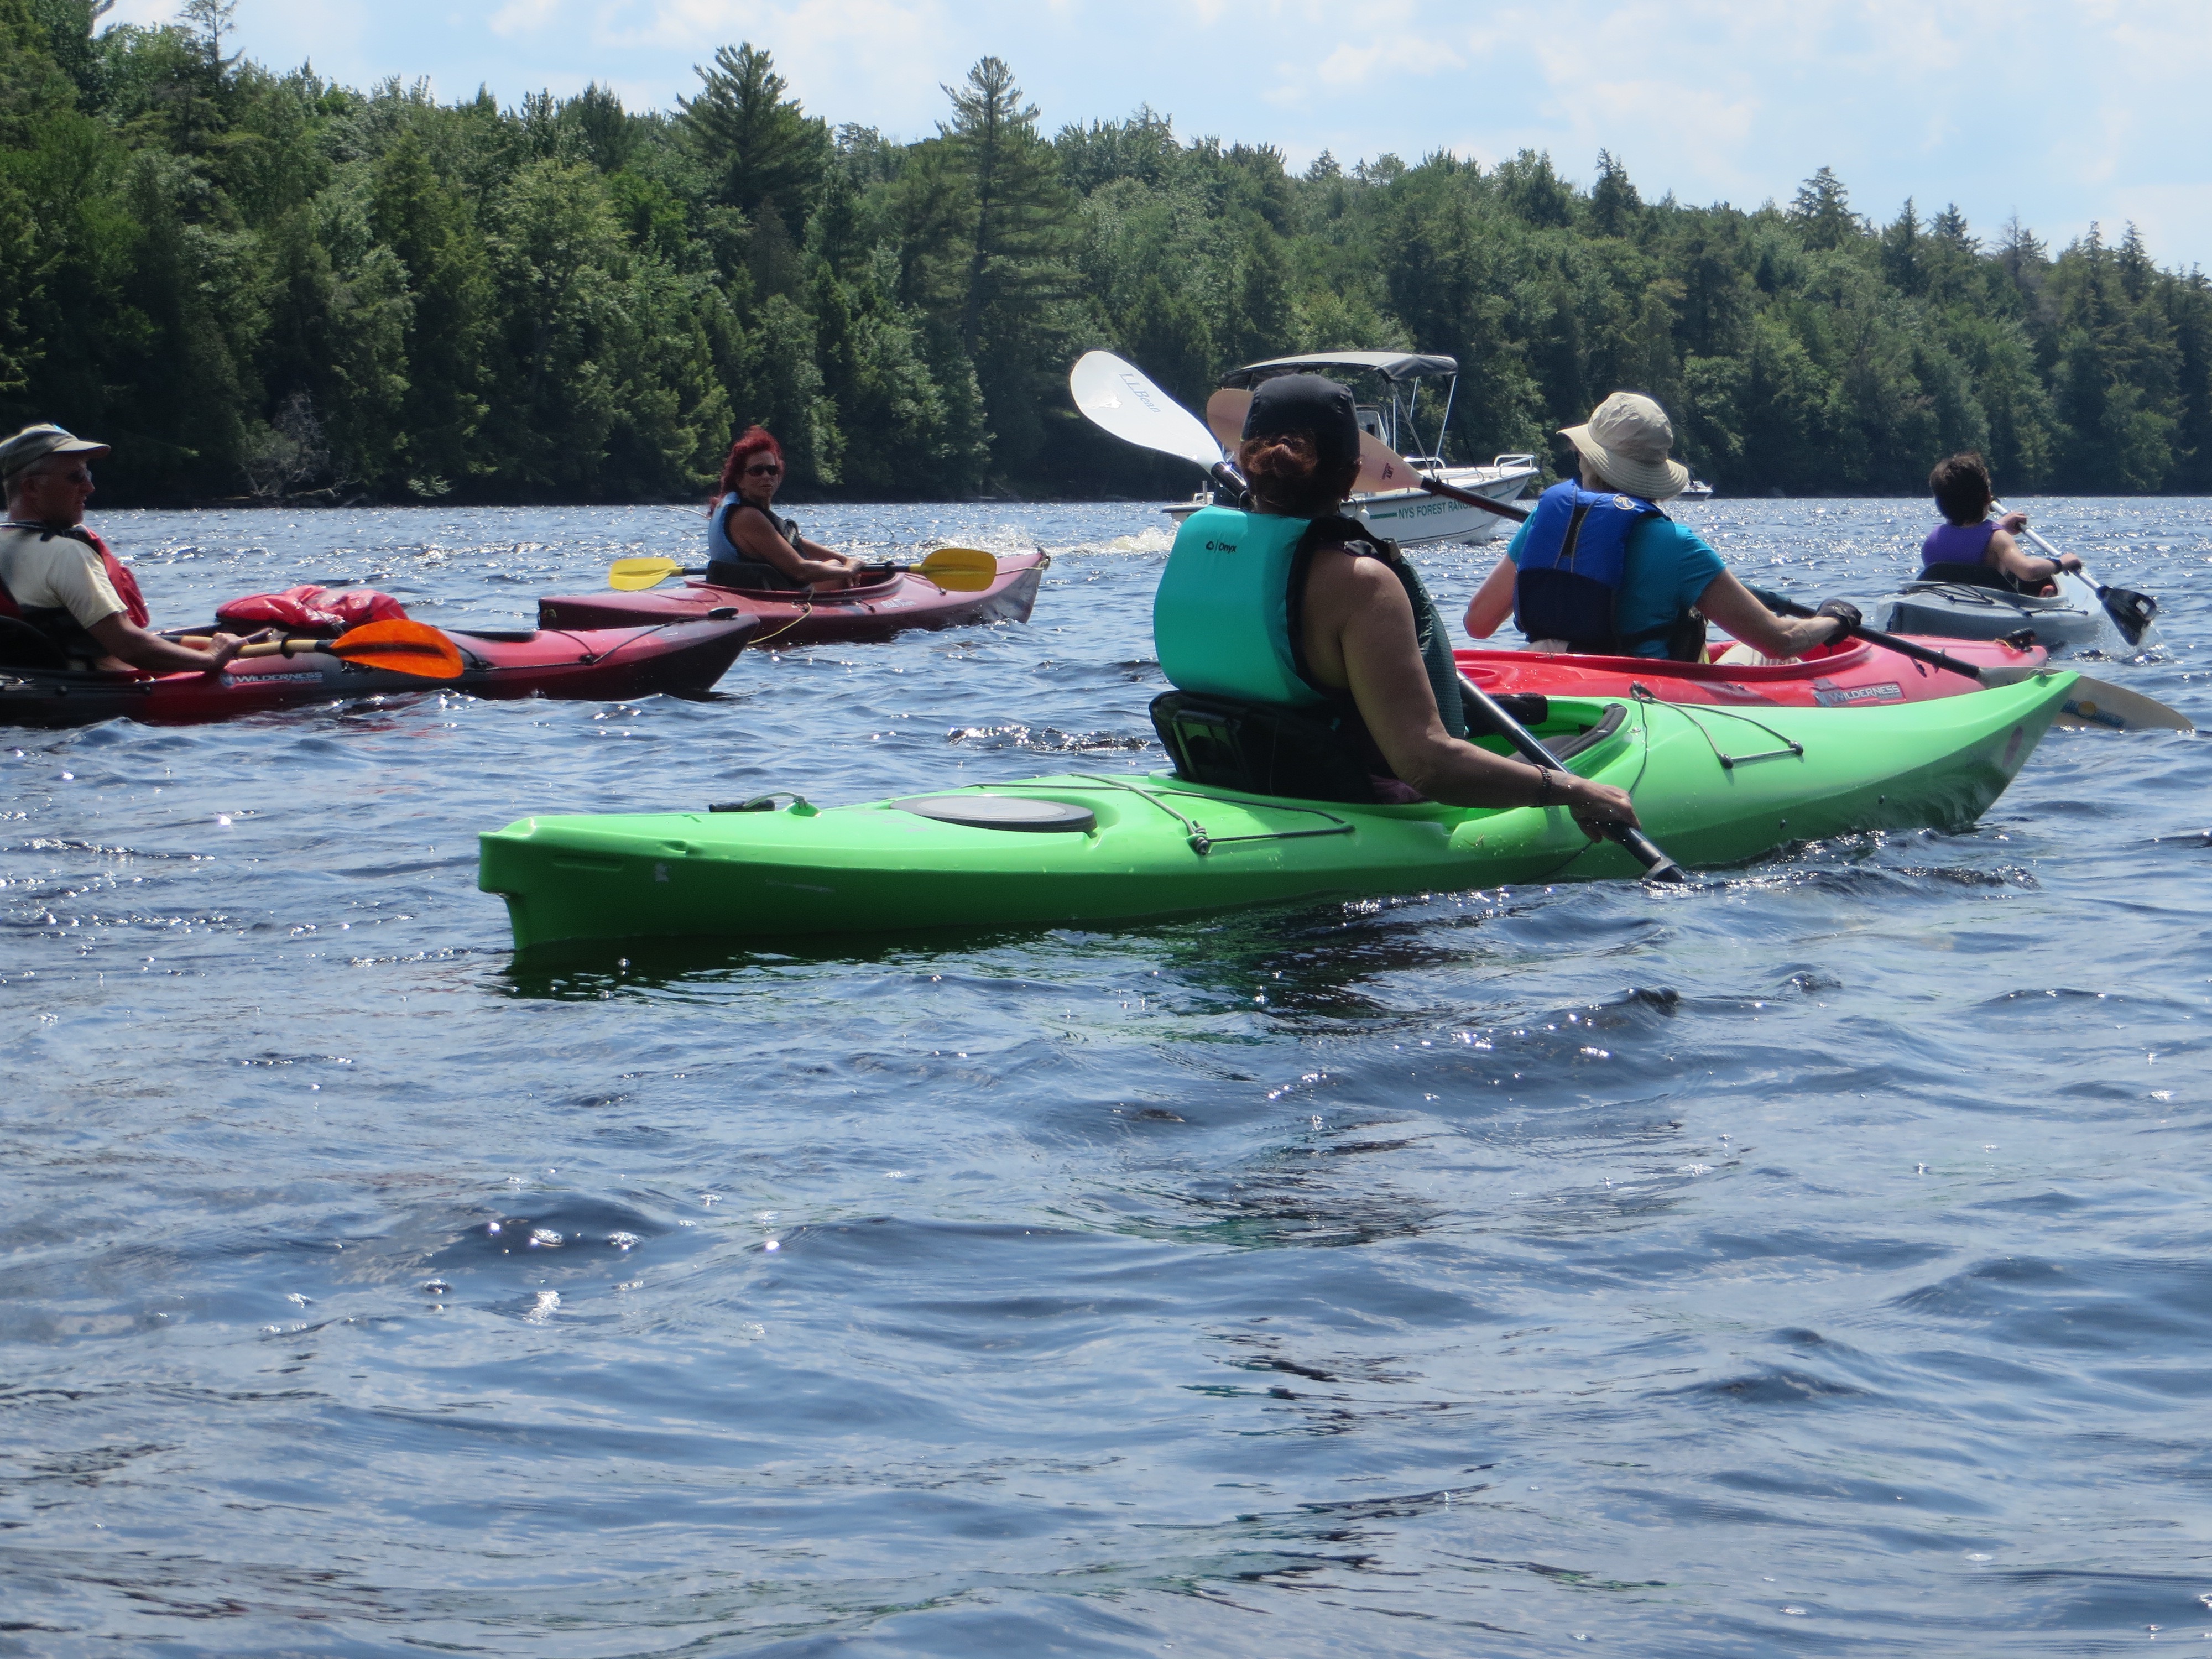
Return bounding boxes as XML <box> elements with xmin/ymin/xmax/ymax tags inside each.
<box><xmin>610</xmin><ymin>552</ymin><xmax>996</xmax><ymax>592</ymax></box>
<box><xmin>1747</xmin><ymin>592</ymin><xmax>1995</xmax><ymax>682</ymax></box>
<box><xmin>171</xmin><ymin>627</ymin><xmax>464</xmax><ymax>681</ymax></box>
<box><xmin>1419</xmin><ymin>476</ymin><xmax>1531</xmax><ymax>522</ymax></box>
<box><xmin>179</xmin><ymin>634</ymin><xmax>440</xmax><ymax>661</ymax></box>
<box><xmin>1459</xmin><ymin>675</ymin><xmax>1684</xmax><ymax>881</ymax></box>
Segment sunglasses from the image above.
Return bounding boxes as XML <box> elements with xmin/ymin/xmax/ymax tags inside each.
<box><xmin>743</xmin><ymin>461</ymin><xmax>783</xmax><ymax>477</ymax></box>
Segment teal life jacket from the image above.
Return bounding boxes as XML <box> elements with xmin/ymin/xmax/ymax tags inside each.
<box><xmin>1154</xmin><ymin>506</ymin><xmax>1318</xmax><ymax>707</ymax></box>
<box><xmin>707</xmin><ymin>494</ymin><xmax>806</xmax><ymax>591</ymax></box>
<box><xmin>1154</xmin><ymin>505</ymin><xmax>1466</xmax><ymax>739</ymax></box>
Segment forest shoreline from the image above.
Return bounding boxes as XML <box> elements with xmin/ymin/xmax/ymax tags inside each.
<box><xmin>9</xmin><ymin>3</ymin><xmax>2209</xmax><ymax>509</ymax></box>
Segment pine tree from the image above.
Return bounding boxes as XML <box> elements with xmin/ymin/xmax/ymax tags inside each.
<box><xmin>679</xmin><ymin>44</ymin><xmax>828</xmax><ymax>232</ymax></box>
<box><xmin>1789</xmin><ymin>166</ymin><xmax>1859</xmax><ymax>251</ymax></box>
<box><xmin>1880</xmin><ymin>200</ymin><xmax>1922</xmax><ymax>294</ymax></box>
<box><xmin>371</xmin><ymin>132</ymin><xmax>491</xmax><ymax>493</ymax></box>
<box><xmin>1589</xmin><ymin>149</ymin><xmax>1642</xmax><ymax>239</ymax></box>
<box><xmin>939</xmin><ymin>56</ymin><xmax>1076</xmax><ymax>476</ymax></box>
<box><xmin>942</xmin><ymin>57</ymin><xmax>1073</xmax><ymax>362</ymax></box>
<box><xmin>1225</xmin><ymin>225</ymin><xmax>1292</xmax><ymax>368</ymax></box>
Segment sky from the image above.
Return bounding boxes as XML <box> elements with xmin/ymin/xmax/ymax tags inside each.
<box><xmin>105</xmin><ymin>0</ymin><xmax>2212</xmax><ymax>270</ymax></box>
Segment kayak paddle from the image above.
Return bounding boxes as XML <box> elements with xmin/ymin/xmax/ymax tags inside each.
<box><xmin>1314</xmin><ymin>421</ymin><xmax>1535</xmax><ymax>522</ymax></box>
<box><xmin>606</xmin><ymin>547</ymin><xmax>998</xmax><ymax>593</ymax></box>
<box><xmin>1070</xmin><ymin>350</ymin><xmax>1251</xmax><ymax>500</ymax></box>
<box><xmin>1459</xmin><ymin>674</ymin><xmax>1686</xmax><ymax>881</ymax></box>
<box><xmin>1990</xmin><ymin>499</ymin><xmax>2158</xmax><ymax>646</ymax></box>
<box><xmin>1747</xmin><ymin>588</ymin><xmax>2192</xmax><ymax>733</ymax></box>
<box><xmin>178</xmin><ymin>618</ymin><xmax>465</xmax><ymax>679</ymax></box>
<box><xmin>1202</xmin><ymin>388</ymin><xmax>1441</xmax><ymax>497</ymax></box>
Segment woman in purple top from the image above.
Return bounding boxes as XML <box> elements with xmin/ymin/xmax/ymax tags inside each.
<box><xmin>1923</xmin><ymin>452</ymin><xmax>2081</xmax><ymax>590</ymax></box>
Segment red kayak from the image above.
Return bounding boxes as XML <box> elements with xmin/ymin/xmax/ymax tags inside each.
<box><xmin>0</xmin><ymin>617</ymin><xmax>755</xmax><ymax>728</ymax></box>
<box><xmin>536</xmin><ymin>550</ymin><xmax>1049</xmax><ymax>645</ymax></box>
<box><xmin>1457</xmin><ymin>633</ymin><xmax>2047</xmax><ymax>709</ymax></box>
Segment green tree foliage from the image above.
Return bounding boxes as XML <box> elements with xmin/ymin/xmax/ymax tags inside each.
<box><xmin>679</xmin><ymin>44</ymin><xmax>827</xmax><ymax>238</ymax></box>
<box><xmin>938</xmin><ymin>56</ymin><xmax>1077</xmax><ymax>477</ymax></box>
<box><xmin>2</xmin><ymin>19</ymin><xmax>2210</xmax><ymax>502</ymax></box>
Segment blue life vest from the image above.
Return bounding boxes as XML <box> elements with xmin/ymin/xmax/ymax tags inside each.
<box><xmin>707</xmin><ymin>494</ymin><xmax>805</xmax><ymax>590</ymax></box>
<box><xmin>1512</xmin><ymin>481</ymin><xmax>1671</xmax><ymax>653</ymax></box>
<box><xmin>1155</xmin><ymin>505</ymin><xmax>1465</xmax><ymax>738</ymax></box>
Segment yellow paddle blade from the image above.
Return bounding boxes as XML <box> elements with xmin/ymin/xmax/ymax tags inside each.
<box><xmin>326</xmin><ymin>619</ymin><xmax>465</xmax><ymax>680</ymax></box>
<box><xmin>609</xmin><ymin>556</ymin><xmax>690</xmax><ymax>591</ymax></box>
<box><xmin>916</xmin><ymin>547</ymin><xmax>999</xmax><ymax>592</ymax></box>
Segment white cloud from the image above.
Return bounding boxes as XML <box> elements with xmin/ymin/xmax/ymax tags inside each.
<box><xmin>490</xmin><ymin>0</ymin><xmax>563</xmax><ymax>36</ymax></box>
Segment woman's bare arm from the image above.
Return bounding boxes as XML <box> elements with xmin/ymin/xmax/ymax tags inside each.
<box><xmin>1462</xmin><ymin>555</ymin><xmax>1516</xmax><ymax>639</ymax></box>
<box><xmin>1695</xmin><ymin>568</ymin><xmax>1846</xmax><ymax>658</ymax></box>
<box><xmin>1305</xmin><ymin>549</ymin><xmax>1639</xmax><ymax>832</ymax></box>
<box><xmin>1985</xmin><ymin>527</ymin><xmax>2078</xmax><ymax>586</ymax></box>
<box><xmin>723</xmin><ymin>504</ymin><xmax>858</xmax><ymax>585</ymax></box>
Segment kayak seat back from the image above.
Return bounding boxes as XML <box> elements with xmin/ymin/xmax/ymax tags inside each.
<box><xmin>1150</xmin><ymin>691</ymin><xmax>1381</xmax><ymax>804</ymax></box>
<box><xmin>1914</xmin><ymin>561</ymin><xmax>2046</xmax><ymax>596</ymax></box>
<box><xmin>1152</xmin><ymin>690</ymin><xmax>1612</xmax><ymax>805</ymax></box>
<box><xmin>0</xmin><ymin>615</ymin><xmax>70</xmax><ymax>670</ymax></box>
<box><xmin>1535</xmin><ymin>700</ymin><xmax>1626</xmax><ymax>761</ymax></box>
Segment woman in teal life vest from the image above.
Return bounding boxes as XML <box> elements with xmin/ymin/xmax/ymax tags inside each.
<box><xmin>1153</xmin><ymin>373</ymin><xmax>1642</xmax><ymax>838</ymax></box>
<box><xmin>1463</xmin><ymin>392</ymin><xmax>1858</xmax><ymax>659</ymax></box>
<box><xmin>705</xmin><ymin>427</ymin><xmax>868</xmax><ymax>591</ymax></box>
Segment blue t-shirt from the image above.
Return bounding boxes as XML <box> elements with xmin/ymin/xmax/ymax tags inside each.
<box><xmin>1504</xmin><ymin>512</ymin><xmax>1726</xmax><ymax>658</ymax></box>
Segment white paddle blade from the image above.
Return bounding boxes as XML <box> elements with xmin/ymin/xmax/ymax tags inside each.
<box><xmin>1070</xmin><ymin>351</ymin><xmax>1222</xmax><ymax>470</ymax></box>
<box><xmin>1979</xmin><ymin>666</ymin><xmax>2193</xmax><ymax>732</ymax></box>
<box><xmin>1205</xmin><ymin>384</ymin><xmax>1426</xmax><ymax>495</ymax></box>
<box><xmin>2054</xmin><ymin>677</ymin><xmax>2194</xmax><ymax>733</ymax></box>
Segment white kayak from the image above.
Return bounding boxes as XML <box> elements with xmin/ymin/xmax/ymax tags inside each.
<box><xmin>1879</xmin><ymin>566</ymin><xmax>2107</xmax><ymax>652</ymax></box>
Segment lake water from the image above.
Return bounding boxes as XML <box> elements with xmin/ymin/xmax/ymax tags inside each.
<box><xmin>3</xmin><ymin>497</ymin><xmax>2208</xmax><ymax>1657</ymax></box>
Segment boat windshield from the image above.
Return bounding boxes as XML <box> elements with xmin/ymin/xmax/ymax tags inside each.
<box><xmin>1227</xmin><ymin>353</ymin><xmax>1460</xmax><ymax>471</ymax></box>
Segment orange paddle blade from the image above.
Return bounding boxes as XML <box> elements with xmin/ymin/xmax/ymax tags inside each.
<box><xmin>327</xmin><ymin>619</ymin><xmax>465</xmax><ymax>680</ymax></box>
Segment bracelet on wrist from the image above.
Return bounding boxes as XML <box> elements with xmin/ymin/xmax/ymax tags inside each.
<box><xmin>1531</xmin><ymin>764</ymin><xmax>1556</xmax><ymax>808</ymax></box>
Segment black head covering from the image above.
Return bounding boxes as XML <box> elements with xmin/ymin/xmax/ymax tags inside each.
<box><xmin>1243</xmin><ymin>374</ymin><xmax>1360</xmax><ymax>471</ymax></box>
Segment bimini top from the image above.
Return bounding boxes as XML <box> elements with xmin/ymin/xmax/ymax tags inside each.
<box><xmin>1219</xmin><ymin>351</ymin><xmax>1459</xmax><ymax>389</ymax></box>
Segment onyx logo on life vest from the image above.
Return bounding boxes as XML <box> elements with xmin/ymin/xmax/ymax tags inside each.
<box><xmin>1204</xmin><ymin>539</ymin><xmax>1239</xmax><ymax>554</ymax></box>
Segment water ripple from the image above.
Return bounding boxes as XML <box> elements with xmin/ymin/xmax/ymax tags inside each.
<box><xmin>0</xmin><ymin>500</ymin><xmax>2207</xmax><ymax>1655</ymax></box>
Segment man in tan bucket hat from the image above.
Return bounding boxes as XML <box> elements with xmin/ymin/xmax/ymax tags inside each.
<box><xmin>0</xmin><ymin>422</ymin><xmax>264</xmax><ymax>672</ymax></box>
<box><xmin>1463</xmin><ymin>391</ymin><xmax>1858</xmax><ymax>661</ymax></box>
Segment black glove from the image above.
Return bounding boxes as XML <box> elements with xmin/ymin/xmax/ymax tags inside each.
<box><xmin>1815</xmin><ymin>598</ymin><xmax>1861</xmax><ymax>640</ymax></box>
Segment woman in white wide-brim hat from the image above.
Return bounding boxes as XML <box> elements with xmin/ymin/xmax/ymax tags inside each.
<box><xmin>1463</xmin><ymin>391</ymin><xmax>1858</xmax><ymax>661</ymax></box>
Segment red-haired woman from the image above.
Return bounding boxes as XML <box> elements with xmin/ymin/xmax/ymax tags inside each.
<box><xmin>706</xmin><ymin>428</ymin><xmax>868</xmax><ymax>590</ymax></box>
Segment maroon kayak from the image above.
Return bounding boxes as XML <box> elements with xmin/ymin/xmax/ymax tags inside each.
<box><xmin>536</xmin><ymin>550</ymin><xmax>1048</xmax><ymax>645</ymax></box>
<box><xmin>0</xmin><ymin>617</ymin><xmax>755</xmax><ymax>728</ymax></box>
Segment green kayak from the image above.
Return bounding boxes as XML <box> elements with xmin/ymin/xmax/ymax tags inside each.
<box><xmin>480</xmin><ymin>674</ymin><xmax>2074</xmax><ymax>951</ymax></box>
